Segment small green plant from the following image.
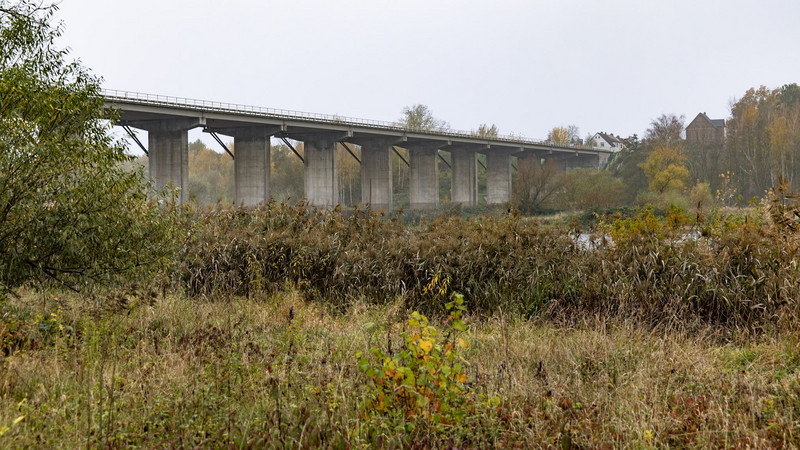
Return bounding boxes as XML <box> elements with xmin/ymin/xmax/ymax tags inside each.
<box><xmin>357</xmin><ymin>293</ymin><xmax>478</xmax><ymax>433</ymax></box>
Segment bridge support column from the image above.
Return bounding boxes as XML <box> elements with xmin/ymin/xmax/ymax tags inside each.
<box><xmin>485</xmin><ymin>151</ymin><xmax>512</xmax><ymax>204</ymax></box>
<box><xmin>149</xmin><ymin>129</ymin><xmax>187</xmax><ymax>203</ymax></box>
<box><xmin>135</xmin><ymin>118</ymin><xmax>201</xmax><ymax>204</ymax></box>
<box><xmin>451</xmin><ymin>149</ymin><xmax>478</xmax><ymax>206</ymax></box>
<box><xmin>360</xmin><ymin>139</ymin><xmax>393</xmax><ymax>212</ymax></box>
<box><xmin>234</xmin><ymin>128</ymin><xmax>271</xmax><ymax>207</ymax></box>
<box><xmin>304</xmin><ymin>137</ymin><xmax>338</xmax><ymax>208</ymax></box>
<box><xmin>408</xmin><ymin>143</ymin><xmax>439</xmax><ymax>210</ymax></box>
<box><xmin>213</xmin><ymin>126</ymin><xmax>276</xmax><ymax>207</ymax></box>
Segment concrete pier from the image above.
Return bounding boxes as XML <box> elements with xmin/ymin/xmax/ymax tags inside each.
<box><xmin>233</xmin><ymin>128</ymin><xmax>271</xmax><ymax>207</ymax></box>
<box><xmin>407</xmin><ymin>143</ymin><xmax>439</xmax><ymax>209</ymax></box>
<box><xmin>485</xmin><ymin>151</ymin><xmax>512</xmax><ymax>204</ymax></box>
<box><xmin>303</xmin><ymin>136</ymin><xmax>339</xmax><ymax>208</ymax></box>
<box><xmin>359</xmin><ymin>139</ymin><xmax>393</xmax><ymax>211</ymax></box>
<box><xmin>148</xmin><ymin>129</ymin><xmax>187</xmax><ymax>202</ymax></box>
<box><xmin>213</xmin><ymin>126</ymin><xmax>275</xmax><ymax>207</ymax></box>
<box><xmin>135</xmin><ymin>118</ymin><xmax>201</xmax><ymax>204</ymax></box>
<box><xmin>450</xmin><ymin>149</ymin><xmax>478</xmax><ymax>206</ymax></box>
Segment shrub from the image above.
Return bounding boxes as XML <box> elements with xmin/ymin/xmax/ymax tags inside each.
<box><xmin>357</xmin><ymin>294</ymin><xmax>499</xmax><ymax>439</ymax></box>
<box><xmin>558</xmin><ymin>169</ymin><xmax>627</xmax><ymax>210</ymax></box>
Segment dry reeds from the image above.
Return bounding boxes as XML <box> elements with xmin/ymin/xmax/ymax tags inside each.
<box><xmin>174</xmin><ymin>197</ymin><xmax>800</xmax><ymax>334</ymax></box>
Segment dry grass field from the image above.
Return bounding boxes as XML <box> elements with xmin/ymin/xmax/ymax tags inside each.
<box><xmin>1</xmin><ymin>289</ymin><xmax>798</xmax><ymax>448</ymax></box>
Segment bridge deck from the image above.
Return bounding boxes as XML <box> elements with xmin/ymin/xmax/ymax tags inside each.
<box><xmin>104</xmin><ymin>89</ymin><xmax>610</xmax><ymax>156</ymax></box>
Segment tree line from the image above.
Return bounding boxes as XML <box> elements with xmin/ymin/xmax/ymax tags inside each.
<box><xmin>605</xmin><ymin>83</ymin><xmax>800</xmax><ymax>213</ymax></box>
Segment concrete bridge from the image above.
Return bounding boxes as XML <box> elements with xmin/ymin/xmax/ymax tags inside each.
<box><xmin>104</xmin><ymin>90</ymin><xmax>612</xmax><ymax>209</ymax></box>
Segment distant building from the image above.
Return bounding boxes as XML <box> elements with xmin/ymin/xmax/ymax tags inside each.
<box><xmin>686</xmin><ymin>112</ymin><xmax>725</xmax><ymax>145</ymax></box>
<box><xmin>589</xmin><ymin>132</ymin><xmax>626</xmax><ymax>152</ymax></box>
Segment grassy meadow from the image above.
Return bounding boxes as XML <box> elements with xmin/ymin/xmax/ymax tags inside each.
<box><xmin>1</xmin><ymin>291</ymin><xmax>799</xmax><ymax>448</ymax></box>
<box><xmin>2</xmin><ymin>199</ymin><xmax>800</xmax><ymax>448</ymax></box>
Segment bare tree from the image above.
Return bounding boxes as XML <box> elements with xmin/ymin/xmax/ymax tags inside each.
<box><xmin>398</xmin><ymin>104</ymin><xmax>450</xmax><ymax>131</ymax></box>
<box><xmin>512</xmin><ymin>157</ymin><xmax>562</xmax><ymax>212</ymax></box>
<box><xmin>474</xmin><ymin>123</ymin><xmax>499</xmax><ymax>138</ymax></box>
<box><xmin>547</xmin><ymin>125</ymin><xmax>580</xmax><ymax>146</ymax></box>
<box><xmin>645</xmin><ymin>114</ymin><xmax>685</xmax><ymax>147</ymax></box>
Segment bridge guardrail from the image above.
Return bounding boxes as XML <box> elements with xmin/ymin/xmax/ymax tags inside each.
<box><xmin>102</xmin><ymin>89</ymin><xmax>608</xmax><ymax>153</ymax></box>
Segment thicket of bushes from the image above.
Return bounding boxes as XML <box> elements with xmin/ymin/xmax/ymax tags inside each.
<box><xmin>173</xmin><ymin>191</ymin><xmax>800</xmax><ymax>332</ymax></box>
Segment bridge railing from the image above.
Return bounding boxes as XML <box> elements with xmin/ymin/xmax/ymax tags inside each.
<box><xmin>102</xmin><ymin>89</ymin><xmax>607</xmax><ymax>152</ymax></box>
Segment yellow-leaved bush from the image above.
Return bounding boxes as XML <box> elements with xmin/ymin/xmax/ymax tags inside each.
<box><xmin>357</xmin><ymin>294</ymin><xmax>499</xmax><ymax>433</ymax></box>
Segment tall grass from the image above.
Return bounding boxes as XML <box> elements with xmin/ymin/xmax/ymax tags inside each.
<box><xmin>1</xmin><ymin>292</ymin><xmax>798</xmax><ymax>447</ymax></box>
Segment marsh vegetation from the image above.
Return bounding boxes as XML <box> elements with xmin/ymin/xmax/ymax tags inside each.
<box><xmin>3</xmin><ymin>193</ymin><xmax>800</xmax><ymax>447</ymax></box>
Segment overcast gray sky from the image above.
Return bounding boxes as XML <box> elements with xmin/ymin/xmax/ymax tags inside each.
<box><xmin>57</xmin><ymin>0</ymin><xmax>800</xmax><ymax>151</ymax></box>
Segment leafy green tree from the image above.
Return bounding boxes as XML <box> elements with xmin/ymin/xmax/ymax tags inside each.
<box><xmin>778</xmin><ymin>83</ymin><xmax>800</xmax><ymax>106</ymax></box>
<box><xmin>0</xmin><ymin>1</ymin><xmax>176</xmax><ymax>295</ymax></box>
<box><xmin>635</xmin><ymin>115</ymin><xmax>691</xmax><ymax>197</ymax></box>
<box><xmin>639</xmin><ymin>145</ymin><xmax>689</xmax><ymax>194</ymax></box>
